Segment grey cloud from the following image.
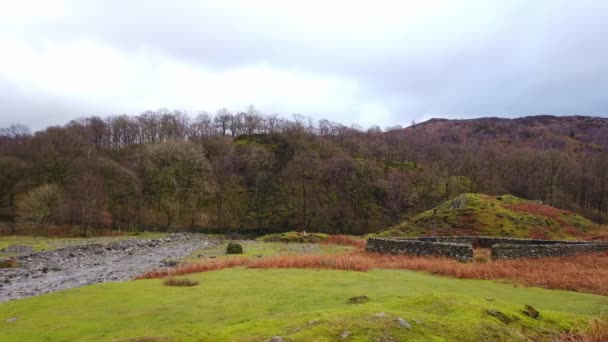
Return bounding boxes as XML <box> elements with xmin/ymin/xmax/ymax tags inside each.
<box><xmin>1</xmin><ymin>0</ymin><xmax>608</xmax><ymax>129</ymax></box>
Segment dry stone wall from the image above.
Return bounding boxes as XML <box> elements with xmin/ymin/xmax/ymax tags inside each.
<box><xmin>365</xmin><ymin>238</ymin><xmax>473</xmax><ymax>262</ymax></box>
<box><xmin>491</xmin><ymin>241</ymin><xmax>608</xmax><ymax>259</ymax></box>
<box><xmin>366</xmin><ymin>236</ymin><xmax>608</xmax><ymax>261</ymax></box>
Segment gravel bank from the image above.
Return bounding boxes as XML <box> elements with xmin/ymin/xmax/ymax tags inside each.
<box><xmin>0</xmin><ymin>233</ymin><xmax>214</xmax><ymax>302</ymax></box>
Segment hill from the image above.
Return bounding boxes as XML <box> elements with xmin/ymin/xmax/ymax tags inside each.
<box><xmin>406</xmin><ymin>115</ymin><xmax>608</xmax><ymax>151</ymax></box>
<box><xmin>374</xmin><ymin>193</ymin><xmax>607</xmax><ymax>239</ymax></box>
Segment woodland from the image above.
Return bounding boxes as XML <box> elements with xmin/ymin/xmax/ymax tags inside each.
<box><xmin>1</xmin><ymin>110</ymin><xmax>608</xmax><ymax>235</ymax></box>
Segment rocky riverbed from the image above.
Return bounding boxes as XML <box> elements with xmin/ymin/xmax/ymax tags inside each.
<box><xmin>0</xmin><ymin>233</ymin><xmax>214</xmax><ymax>302</ymax></box>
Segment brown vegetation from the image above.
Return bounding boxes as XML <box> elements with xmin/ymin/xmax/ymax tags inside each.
<box><xmin>137</xmin><ymin>251</ymin><xmax>608</xmax><ymax>296</ymax></box>
<box><xmin>162</xmin><ymin>278</ymin><xmax>199</xmax><ymax>287</ymax></box>
<box><xmin>560</xmin><ymin>317</ymin><xmax>608</xmax><ymax>342</ymax></box>
<box><xmin>320</xmin><ymin>235</ymin><xmax>366</xmax><ymax>249</ymax></box>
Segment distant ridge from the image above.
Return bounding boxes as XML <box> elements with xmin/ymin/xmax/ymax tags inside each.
<box><xmin>402</xmin><ymin>115</ymin><xmax>608</xmax><ymax>151</ymax></box>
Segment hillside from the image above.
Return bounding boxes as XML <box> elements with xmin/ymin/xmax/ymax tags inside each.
<box><xmin>375</xmin><ymin>193</ymin><xmax>607</xmax><ymax>239</ymax></box>
<box><xmin>406</xmin><ymin>115</ymin><xmax>608</xmax><ymax>151</ymax></box>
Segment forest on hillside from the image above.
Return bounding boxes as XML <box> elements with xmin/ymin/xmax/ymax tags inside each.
<box><xmin>1</xmin><ymin>109</ymin><xmax>608</xmax><ymax>235</ymax></box>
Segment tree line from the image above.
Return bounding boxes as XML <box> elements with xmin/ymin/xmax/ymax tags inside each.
<box><xmin>1</xmin><ymin>109</ymin><xmax>608</xmax><ymax>235</ymax></box>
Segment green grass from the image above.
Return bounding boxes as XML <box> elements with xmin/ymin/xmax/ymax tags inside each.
<box><xmin>257</xmin><ymin>231</ymin><xmax>329</xmax><ymax>243</ymax></box>
<box><xmin>0</xmin><ymin>233</ymin><xmax>167</xmax><ymax>258</ymax></box>
<box><xmin>185</xmin><ymin>240</ymin><xmax>353</xmax><ymax>261</ymax></box>
<box><xmin>2</xmin><ymin>268</ymin><xmax>607</xmax><ymax>341</ymax></box>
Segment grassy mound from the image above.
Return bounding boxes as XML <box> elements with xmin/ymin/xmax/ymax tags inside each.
<box><xmin>374</xmin><ymin>193</ymin><xmax>605</xmax><ymax>239</ymax></box>
<box><xmin>2</xmin><ymin>268</ymin><xmax>606</xmax><ymax>341</ymax></box>
<box><xmin>257</xmin><ymin>231</ymin><xmax>329</xmax><ymax>243</ymax></box>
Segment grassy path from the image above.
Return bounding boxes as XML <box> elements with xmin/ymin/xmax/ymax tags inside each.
<box><xmin>2</xmin><ymin>268</ymin><xmax>607</xmax><ymax>341</ymax></box>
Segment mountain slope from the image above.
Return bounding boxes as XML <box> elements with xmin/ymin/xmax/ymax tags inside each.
<box><xmin>375</xmin><ymin>193</ymin><xmax>606</xmax><ymax>239</ymax></box>
<box><xmin>405</xmin><ymin>115</ymin><xmax>608</xmax><ymax>151</ymax></box>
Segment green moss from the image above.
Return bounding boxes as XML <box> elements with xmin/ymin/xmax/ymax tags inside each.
<box><xmin>2</xmin><ymin>268</ymin><xmax>605</xmax><ymax>341</ymax></box>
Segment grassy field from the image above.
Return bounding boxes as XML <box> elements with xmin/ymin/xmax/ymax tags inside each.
<box><xmin>185</xmin><ymin>240</ymin><xmax>353</xmax><ymax>261</ymax></box>
<box><xmin>2</xmin><ymin>267</ymin><xmax>607</xmax><ymax>341</ymax></box>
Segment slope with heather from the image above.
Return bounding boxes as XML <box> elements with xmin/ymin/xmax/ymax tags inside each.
<box><xmin>407</xmin><ymin>115</ymin><xmax>608</xmax><ymax>151</ymax></box>
<box><xmin>375</xmin><ymin>193</ymin><xmax>606</xmax><ymax>239</ymax></box>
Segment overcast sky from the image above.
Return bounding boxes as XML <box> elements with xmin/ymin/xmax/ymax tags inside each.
<box><xmin>1</xmin><ymin>0</ymin><xmax>607</xmax><ymax>130</ymax></box>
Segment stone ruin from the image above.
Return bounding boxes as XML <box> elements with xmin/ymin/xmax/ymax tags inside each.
<box><xmin>365</xmin><ymin>236</ymin><xmax>608</xmax><ymax>262</ymax></box>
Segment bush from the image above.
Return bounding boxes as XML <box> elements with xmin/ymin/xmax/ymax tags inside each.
<box><xmin>226</xmin><ymin>242</ymin><xmax>243</xmax><ymax>254</ymax></box>
<box><xmin>163</xmin><ymin>278</ymin><xmax>199</xmax><ymax>287</ymax></box>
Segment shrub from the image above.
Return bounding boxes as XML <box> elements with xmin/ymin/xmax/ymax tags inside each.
<box><xmin>163</xmin><ymin>278</ymin><xmax>199</xmax><ymax>287</ymax></box>
<box><xmin>226</xmin><ymin>242</ymin><xmax>243</xmax><ymax>254</ymax></box>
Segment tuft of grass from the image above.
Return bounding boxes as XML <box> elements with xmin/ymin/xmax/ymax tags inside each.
<box><xmin>561</xmin><ymin>317</ymin><xmax>608</xmax><ymax>342</ymax></box>
<box><xmin>473</xmin><ymin>248</ymin><xmax>491</xmax><ymax>263</ymax></box>
<box><xmin>163</xmin><ymin>278</ymin><xmax>199</xmax><ymax>287</ymax></box>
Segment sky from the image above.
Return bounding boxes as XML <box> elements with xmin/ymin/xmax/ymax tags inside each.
<box><xmin>0</xmin><ymin>0</ymin><xmax>607</xmax><ymax>131</ymax></box>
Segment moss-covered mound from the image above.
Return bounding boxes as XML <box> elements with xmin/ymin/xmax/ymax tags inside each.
<box><xmin>257</xmin><ymin>231</ymin><xmax>329</xmax><ymax>243</ymax></box>
<box><xmin>375</xmin><ymin>193</ymin><xmax>605</xmax><ymax>239</ymax></box>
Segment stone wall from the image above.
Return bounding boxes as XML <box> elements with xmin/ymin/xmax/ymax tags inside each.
<box><xmin>407</xmin><ymin>236</ymin><xmax>589</xmax><ymax>248</ymax></box>
<box><xmin>491</xmin><ymin>242</ymin><xmax>608</xmax><ymax>259</ymax></box>
<box><xmin>367</xmin><ymin>236</ymin><xmax>608</xmax><ymax>261</ymax></box>
<box><xmin>366</xmin><ymin>237</ymin><xmax>473</xmax><ymax>262</ymax></box>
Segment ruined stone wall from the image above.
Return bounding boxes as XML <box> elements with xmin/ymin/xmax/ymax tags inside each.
<box><xmin>491</xmin><ymin>242</ymin><xmax>608</xmax><ymax>259</ymax></box>
<box><xmin>365</xmin><ymin>237</ymin><xmax>473</xmax><ymax>262</ymax></box>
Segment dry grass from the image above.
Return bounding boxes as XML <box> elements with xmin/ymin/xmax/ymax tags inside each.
<box><xmin>162</xmin><ymin>277</ymin><xmax>200</xmax><ymax>287</ymax></box>
<box><xmin>138</xmin><ymin>257</ymin><xmax>249</xmax><ymax>279</ymax></box>
<box><xmin>472</xmin><ymin>248</ymin><xmax>491</xmax><ymax>263</ymax></box>
<box><xmin>560</xmin><ymin>317</ymin><xmax>608</xmax><ymax>342</ymax></box>
<box><xmin>137</xmin><ymin>251</ymin><xmax>608</xmax><ymax>296</ymax></box>
<box><xmin>0</xmin><ymin>258</ymin><xmax>19</xmax><ymax>268</ymax></box>
<box><xmin>320</xmin><ymin>235</ymin><xmax>366</xmax><ymax>249</ymax></box>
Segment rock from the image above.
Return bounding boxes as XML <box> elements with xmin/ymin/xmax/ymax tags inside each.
<box><xmin>307</xmin><ymin>319</ymin><xmax>321</xmax><ymax>325</ymax></box>
<box><xmin>340</xmin><ymin>331</ymin><xmax>351</xmax><ymax>339</ymax></box>
<box><xmin>486</xmin><ymin>309</ymin><xmax>512</xmax><ymax>324</ymax></box>
<box><xmin>6</xmin><ymin>317</ymin><xmax>18</xmax><ymax>323</ymax></box>
<box><xmin>485</xmin><ymin>297</ymin><xmax>494</xmax><ymax>301</ymax></box>
<box><xmin>522</xmin><ymin>305</ymin><xmax>540</xmax><ymax>319</ymax></box>
<box><xmin>348</xmin><ymin>295</ymin><xmax>370</xmax><ymax>304</ymax></box>
<box><xmin>397</xmin><ymin>317</ymin><xmax>412</xmax><ymax>329</ymax></box>
<box><xmin>267</xmin><ymin>336</ymin><xmax>283</xmax><ymax>342</ymax></box>
<box><xmin>374</xmin><ymin>312</ymin><xmax>388</xmax><ymax>318</ymax></box>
